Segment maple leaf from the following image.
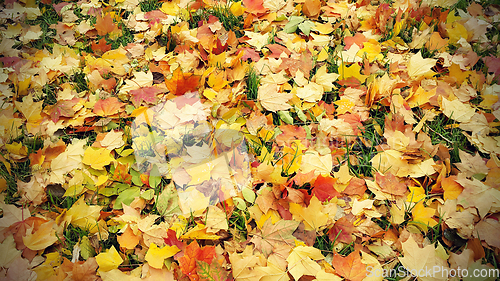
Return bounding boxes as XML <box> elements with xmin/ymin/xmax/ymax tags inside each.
<box><xmin>179</xmin><ymin>241</ymin><xmax>216</xmax><ymax>281</ymax></box>
<box><xmin>286</xmin><ymin>246</ymin><xmax>324</xmax><ymax>280</ymax></box>
<box><xmin>411</xmin><ymin>201</ymin><xmax>437</xmax><ymax>231</ymax></box>
<box><xmin>145</xmin><ymin>243</ymin><xmax>180</xmax><ymax>269</ymax></box>
<box><xmin>374</xmin><ymin>172</ymin><xmax>407</xmax><ymax>196</ymax></box>
<box><xmin>407</xmin><ymin>51</ymin><xmax>436</xmax><ymax>79</ymax></box>
<box><xmin>95</xmin><ymin>14</ymin><xmax>117</xmax><ymax>36</ymax></box>
<box><xmin>64</xmin><ymin>197</ymin><xmax>102</xmax><ymax>234</ymax></box>
<box><xmin>258</xmin><ymin>83</ymin><xmax>293</xmax><ymax>112</ymax></box>
<box><xmin>95</xmin><ymin>246</ymin><xmax>123</xmax><ymax>272</ymax></box>
<box><xmin>130</xmin><ymin>86</ymin><xmax>162</xmax><ymax>107</ymax></box>
<box><xmin>250</xmin><ymin>219</ymin><xmax>299</xmax><ymax>256</ymax></box>
<box><xmin>165</xmin><ymin>67</ymin><xmax>200</xmax><ymax>96</ymax></box>
<box><xmin>82</xmin><ymin>147</ymin><xmax>114</xmax><ymax>170</ymax></box>
<box><xmin>93</xmin><ymin>97</ymin><xmax>126</xmax><ymax>116</ymax></box>
<box><xmin>312</xmin><ymin>175</ymin><xmax>341</xmax><ymax>202</ymax></box>
<box><xmin>303</xmin><ymin>0</ymin><xmax>321</xmax><ymax>18</ymax></box>
<box><xmin>328</xmin><ymin>215</ymin><xmax>355</xmax><ymax>244</ymax></box>
<box><xmin>399</xmin><ymin>235</ymin><xmax>449</xmax><ymax>281</ymax></box>
<box><xmin>196</xmin><ymin>260</ymin><xmax>228</xmax><ymax>281</ymax></box>
<box><xmin>442</xmin><ymin>176</ymin><xmax>463</xmax><ymax>201</ymax></box>
<box><xmin>44</xmin><ymin>98</ymin><xmax>79</xmax><ymax>122</ymax></box>
<box><xmin>91</xmin><ymin>38</ymin><xmax>112</xmax><ymax>54</ymax></box>
<box><xmin>331</xmin><ymin>250</ymin><xmax>367</xmax><ymax>281</ymax></box>
<box><xmin>300</xmin><ymin>150</ymin><xmax>332</xmax><ymax>176</ymax></box>
<box><xmin>242</xmin><ymin>0</ymin><xmax>268</xmax><ymax>14</ymax></box>
<box><xmin>117</xmin><ymin>226</ymin><xmax>140</xmax><ymax>250</ymax></box>
<box><xmin>289</xmin><ymin>196</ymin><xmax>329</xmax><ymax>231</ymax></box>
<box><xmin>22</xmin><ymin>220</ymin><xmax>58</xmax><ymax>251</ymax></box>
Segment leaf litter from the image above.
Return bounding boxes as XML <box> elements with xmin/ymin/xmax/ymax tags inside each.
<box><xmin>0</xmin><ymin>0</ymin><xmax>500</xmax><ymax>280</ymax></box>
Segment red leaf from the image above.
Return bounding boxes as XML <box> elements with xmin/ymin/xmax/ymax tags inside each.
<box><xmin>164</xmin><ymin>229</ymin><xmax>186</xmax><ymax>260</ymax></box>
<box><xmin>328</xmin><ymin>215</ymin><xmax>355</xmax><ymax>244</ymax></box>
<box><xmin>237</xmin><ymin>47</ymin><xmax>261</xmax><ymax>62</ymax></box>
<box><xmin>45</xmin><ymin>98</ymin><xmax>79</xmax><ymax>122</ymax></box>
<box><xmin>129</xmin><ymin>86</ymin><xmax>162</xmax><ymax>107</ymax></box>
<box><xmin>165</xmin><ymin>68</ymin><xmax>200</xmax><ymax>96</ymax></box>
<box><xmin>311</xmin><ymin>175</ymin><xmax>341</xmax><ymax>202</ymax></box>
<box><xmin>266</xmin><ymin>44</ymin><xmax>291</xmax><ymax>59</ymax></box>
<box><xmin>242</xmin><ymin>0</ymin><xmax>268</xmax><ymax>14</ymax></box>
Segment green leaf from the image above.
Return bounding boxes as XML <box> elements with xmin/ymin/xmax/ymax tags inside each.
<box><xmin>284</xmin><ymin>16</ymin><xmax>305</xmax><ymax>33</ymax></box>
<box><xmin>295</xmin><ymin>106</ymin><xmax>307</xmax><ymax>122</ymax></box>
<box><xmin>141</xmin><ymin>189</ymin><xmax>155</xmax><ymax>200</ymax></box>
<box><xmin>130</xmin><ymin>168</ymin><xmax>143</xmax><ymax>186</ymax></box>
<box><xmin>278</xmin><ymin>110</ymin><xmax>294</xmax><ymax>125</ymax></box>
<box><xmin>149</xmin><ymin>164</ymin><xmax>161</xmax><ymax>189</ymax></box>
<box><xmin>156</xmin><ymin>183</ymin><xmax>182</xmax><ymax>218</ymax></box>
<box><xmin>79</xmin><ymin>236</ymin><xmax>95</xmax><ymax>260</ymax></box>
<box><xmin>298</xmin><ymin>20</ymin><xmax>315</xmax><ymax>36</ymax></box>
<box><xmin>233</xmin><ymin>197</ymin><xmax>246</xmax><ymax>210</ymax></box>
<box><xmin>113</xmin><ymin>186</ymin><xmax>140</xmax><ymax>209</ymax></box>
<box><xmin>242</xmin><ymin>187</ymin><xmax>256</xmax><ymax>204</ymax></box>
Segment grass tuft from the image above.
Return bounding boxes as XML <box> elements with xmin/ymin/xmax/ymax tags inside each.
<box><xmin>139</xmin><ymin>0</ymin><xmax>161</xmax><ymax>12</ymax></box>
<box><xmin>245</xmin><ymin>67</ymin><xmax>260</xmax><ymax>100</ymax></box>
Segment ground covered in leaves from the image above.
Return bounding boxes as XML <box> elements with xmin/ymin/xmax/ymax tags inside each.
<box><xmin>1</xmin><ymin>0</ymin><xmax>500</xmax><ymax>280</ymax></box>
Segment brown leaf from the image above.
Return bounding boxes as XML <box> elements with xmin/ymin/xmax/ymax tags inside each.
<box><xmin>375</xmin><ymin>172</ymin><xmax>407</xmax><ymax>196</ymax></box>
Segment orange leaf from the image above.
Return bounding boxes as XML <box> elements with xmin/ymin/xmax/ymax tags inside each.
<box><xmin>95</xmin><ymin>14</ymin><xmax>117</xmax><ymax>36</ymax></box>
<box><xmin>93</xmin><ymin>97</ymin><xmax>125</xmax><ymax>116</ymax></box>
<box><xmin>91</xmin><ymin>38</ymin><xmax>112</xmax><ymax>55</ymax></box>
<box><xmin>178</xmin><ymin>241</ymin><xmax>216</xmax><ymax>281</ymax></box>
<box><xmin>303</xmin><ymin>0</ymin><xmax>321</xmax><ymax>18</ymax></box>
<box><xmin>331</xmin><ymin>250</ymin><xmax>367</xmax><ymax>281</ymax></box>
<box><xmin>165</xmin><ymin>68</ymin><xmax>200</xmax><ymax>96</ymax></box>
<box><xmin>242</xmin><ymin>0</ymin><xmax>267</xmax><ymax>14</ymax></box>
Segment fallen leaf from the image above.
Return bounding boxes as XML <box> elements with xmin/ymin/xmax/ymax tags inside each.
<box><xmin>96</xmin><ymin>246</ymin><xmax>123</xmax><ymax>272</ymax></box>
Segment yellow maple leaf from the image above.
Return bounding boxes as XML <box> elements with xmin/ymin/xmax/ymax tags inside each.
<box><xmin>289</xmin><ymin>196</ymin><xmax>328</xmax><ymax>231</ymax></box>
<box><xmin>82</xmin><ymin>147</ymin><xmax>115</xmax><ymax>170</ymax></box>
<box><xmin>144</xmin><ymin>243</ymin><xmax>180</xmax><ymax>269</ymax></box>
<box><xmin>440</xmin><ymin>96</ymin><xmax>475</xmax><ymax>123</ymax></box>
<box><xmin>286</xmin><ymin>246</ymin><xmax>324</xmax><ymax>280</ymax></box>
<box><xmin>300</xmin><ymin>150</ymin><xmax>332</xmax><ymax>176</ymax></box>
<box><xmin>357</xmin><ymin>39</ymin><xmax>383</xmax><ymax>62</ymax></box>
<box><xmin>96</xmin><ymin>246</ymin><xmax>123</xmax><ymax>272</ymax></box>
<box><xmin>399</xmin><ymin>235</ymin><xmax>449</xmax><ymax>280</ymax></box>
<box><xmin>411</xmin><ymin>201</ymin><xmax>437</xmax><ymax>231</ymax></box>
<box><xmin>313</xmin><ymin>65</ymin><xmax>339</xmax><ymax>91</ymax></box>
<box><xmin>65</xmin><ymin>196</ymin><xmax>102</xmax><ymax>234</ymax></box>
<box><xmin>447</xmin><ymin>22</ymin><xmax>469</xmax><ymax>44</ymax></box>
<box><xmin>258</xmin><ymin>83</ymin><xmax>293</xmax><ymax>112</ymax></box>
<box><xmin>22</xmin><ymin>220</ymin><xmax>58</xmax><ymax>251</ymax></box>
<box><xmin>338</xmin><ymin>62</ymin><xmax>368</xmax><ymax>83</ymax></box>
<box><xmin>181</xmin><ymin>223</ymin><xmax>220</xmax><ymax>240</ymax></box>
<box><xmin>296</xmin><ymin>82</ymin><xmax>324</xmax><ymax>103</ymax></box>
<box><xmin>333</xmin><ymin>98</ymin><xmax>355</xmax><ymax>115</ymax></box>
<box><xmin>407</xmin><ymin>51</ymin><xmax>436</xmax><ymax>79</ymax></box>
<box><xmin>313</xmin><ymin>22</ymin><xmax>334</xmax><ymax>34</ymax></box>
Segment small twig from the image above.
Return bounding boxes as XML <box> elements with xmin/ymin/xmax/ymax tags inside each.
<box><xmin>423</xmin><ymin>123</ymin><xmax>454</xmax><ymax>144</ymax></box>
